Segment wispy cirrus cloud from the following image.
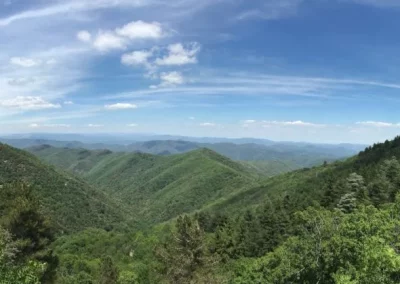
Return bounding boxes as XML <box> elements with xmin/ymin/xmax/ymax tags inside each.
<box><xmin>0</xmin><ymin>0</ymin><xmax>150</xmax><ymax>26</ymax></box>
<box><xmin>10</xmin><ymin>57</ymin><xmax>41</xmax><ymax>67</ymax></box>
<box><xmin>236</xmin><ymin>0</ymin><xmax>303</xmax><ymax>21</ymax></box>
<box><xmin>262</xmin><ymin>120</ymin><xmax>325</xmax><ymax>127</ymax></box>
<box><xmin>200</xmin><ymin>122</ymin><xmax>216</xmax><ymax>127</ymax></box>
<box><xmin>0</xmin><ymin>96</ymin><xmax>61</xmax><ymax>110</ymax></box>
<box><xmin>105</xmin><ymin>103</ymin><xmax>138</xmax><ymax>110</ymax></box>
<box><xmin>356</xmin><ymin>121</ymin><xmax>400</xmax><ymax>128</ymax></box>
<box><xmin>345</xmin><ymin>0</ymin><xmax>400</xmax><ymax>8</ymax></box>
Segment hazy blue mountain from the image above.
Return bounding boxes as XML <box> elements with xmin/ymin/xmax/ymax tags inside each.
<box><xmin>1</xmin><ymin>136</ymin><xmax>367</xmax><ymax>172</ymax></box>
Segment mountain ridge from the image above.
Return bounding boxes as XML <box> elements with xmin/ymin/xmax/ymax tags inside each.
<box><xmin>0</xmin><ymin>143</ymin><xmax>126</xmax><ymax>232</ymax></box>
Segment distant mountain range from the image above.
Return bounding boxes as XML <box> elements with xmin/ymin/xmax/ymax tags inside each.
<box><xmin>0</xmin><ymin>133</ymin><xmax>366</xmax><ymax>147</ymax></box>
<box><xmin>0</xmin><ymin>136</ymin><xmax>367</xmax><ymax>176</ymax></box>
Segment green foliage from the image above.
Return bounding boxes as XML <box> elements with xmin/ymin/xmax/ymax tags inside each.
<box><xmin>99</xmin><ymin>256</ymin><xmax>119</xmax><ymax>284</ymax></box>
<box><xmin>0</xmin><ymin>143</ymin><xmax>126</xmax><ymax>232</ymax></box>
<box><xmin>232</xmin><ymin>205</ymin><xmax>400</xmax><ymax>283</ymax></box>
<box><xmin>53</xmin><ymin>228</ymin><xmax>162</xmax><ymax>284</ymax></box>
<box><xmin>6</xmin><ymin>136</ymin><xmax>400</xmax><ymax>283</ymax></box>
<box><xmin>0</xmin><ymin>224</ymin><xmax>46</xmax><ymax>284</ymax></box>
<box><xmin>29</xmin><ymin>146</ymin><xmax>260</xmax><ymax>227</ymax></box>
<box><xmin>0</xmin><ymin>183</ymin><xmax>58</xmax><ymax>283</ymax></box>
<box><xmin>156</xmin><ymin>215</ymin><xmax>220</xmax><ymax>284</ymax></box>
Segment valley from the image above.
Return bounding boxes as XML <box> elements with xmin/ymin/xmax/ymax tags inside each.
<box><xmin>2</xmin><ymin>135</ymin><xmax>400</xmax><ymax>283</ymax></box>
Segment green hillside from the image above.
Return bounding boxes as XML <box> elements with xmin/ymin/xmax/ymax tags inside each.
<box><xmin>29</xmin><ymin>146</ymin><xmax>260</xmax><ymax>227</ymax></box>
<box><xmin>239</xmin><ymin>160</ymin><xmax>296</xmax><ymax>177</ymax></box>
<box><xmin>207</xmin><ymin>137</ymin><xmax>400</xmax><ymax>216</ymax></box>
<box><xmin>7</xmin><ymin>137</ymin><xmax>400</xmax><ymax>283</ymax></box>
<box><xmin>1</xmin><ymin>137</ymin><xmax>364</xmax><ymax>173</ymax></box>
<box><xmin>49</xmin><ymin>136</ymin><xmax>400</xmax><ymax>284</ymax></box>
<box><xmin>0</xmin><ymin>143</ymin><xmax>125</xmax><ymax>232</ymax></box>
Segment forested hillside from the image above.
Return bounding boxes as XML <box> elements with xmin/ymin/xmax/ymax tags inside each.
<box><xmin>0</xmin><ymin>143</ymin><xmax>125</xmax><ymax>232</ymax></box>
<box><xmin>0</xmin><ymin>137</ymin><xmax>365</xmax><ymax>175</ymax></box>
<box><xmin>4</xmin><ymin>137</ymin><xmax>400</xmax><ymax>283</ymax></box>
<box><xmin>29</xmin><ymin>146</ymin><xmax>259</xmax><ymax>227</ymax></box>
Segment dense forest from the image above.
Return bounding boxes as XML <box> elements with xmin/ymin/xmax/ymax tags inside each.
<box><xmin>2</xmin><ymin>137</ymin><xmax>400</xmax><ymax>283</ymax></box>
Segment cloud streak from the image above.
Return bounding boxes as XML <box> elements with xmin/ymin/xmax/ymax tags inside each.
<box><xmin>0</xmin><ymin>0</ymin><xmax>150</xmax><ymax>26</ymax></box>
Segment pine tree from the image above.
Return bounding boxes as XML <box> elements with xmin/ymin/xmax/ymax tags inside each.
<box><xmin>346</xmin><ymin>173</ymin><xmax>370</xmax><ymax>204</ymax></box>
<box><xmin>336</xmin><ymin>192</ymin><xmax>357</xmax><ymax>213</ymax></box>
<box><xmin>321</xmin><ymin>174</ymin><xmax>342</xmax><ymax>208</ymax></box>
<box><xmin>156</xmin><ymin>215</ymin><xmax>219</xmax><ymax>284</ymax></box>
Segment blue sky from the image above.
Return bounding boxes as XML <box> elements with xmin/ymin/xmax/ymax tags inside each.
<box><xmin>1</xmin><ymin>0</ymin><xmax>400</xmax><ymax>143</ymax></box>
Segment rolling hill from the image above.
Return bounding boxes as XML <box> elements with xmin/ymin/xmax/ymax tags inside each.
<box><xmin>1</xmin><ymin>137</ymin><xmax>366</xmax><ymax>177</ymax></box>
<box><xmin>206</xmin><ymin>137</ymin><xmax>400</xmax><ymax>216</ymax></box>
<box><xmin>29</xmin><ymin>145</ymin><xmax>260</xmax><ymax>227</ymax></box>
<box><xmin>0</xmin><ymin>143</ymin><xmax>126</xmax><ymax>232</ymax></box>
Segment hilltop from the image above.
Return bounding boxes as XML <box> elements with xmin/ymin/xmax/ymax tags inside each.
<box><xmin>29</xmin><ymin>146</ymin><xmax>260</xmax><ymax>226</ymax></box>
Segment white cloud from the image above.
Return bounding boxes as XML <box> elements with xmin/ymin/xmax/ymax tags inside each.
<box><xmin>156</xmin><ymin>43</ymin><xmax>200</xmax><ymax>66</ymax></box>
<box><xmin>77</xmin><ymin>30</ymin><xmax>92</xmax><ymax>43</ymax></box>
<box><xmin>63</xmin><ymin>101</ymin><xmax>74</xmax><ymax>105</ymax></box>
<box><xmin>83</xmin><ymin>21</ymin><xmax>166</xmax><ymax>53</ymax></box>
<box><xmin>45</xmin><ymin>124</ymin><xmax>71</xmax><ymax>128</ymax></box>
<box><xmin>262</xmin><ymin>120</ymin><xmax>325</xmax><ymax>127</ymax></box>
<box><xmin>159</xmin><ymin>71</ymin><xmax>184</xmax><ymax>87</ymax></box>
<box><xmin>241</xmin><ymin>119</ymin><xmax>257</xmax><ymax>127</ymax></box>
<box><xmin>93</xmin><ymin>31</ymin><xmax>126</xmax><ymax>52</ymax></box>
<box><xmin>121</xmin><ymin>50</ymin><xmax>154</xmax><ymax>68</ymax></box>
<box><xmin>127</xmin><ymin>123</ymin><xmax>138</xmax><ymax>127</ymax></box>
<box><xmin>105</xmin><ymin>103</ymin><xmax>138</xmax><ymax>110</ymax></box>
<box><xmin>200</xmin><ymin>122</ymin><xmax>216</xmax><ymax>127</ymax></box>
<box><xmin>0</xmin><ymin>96</ymin><xmax>61</xmax><ymax>110</ymax></box>
<box><xmin>88</xmin><ymin>123</ymin><xmax>103</xmax><ymax>128</ymax></box>
<box><xmin>10</xmin><ymin>57</ymin><xmax>41</xmax><ymax>67</ymax></box>
<box><xmin>30</xmin><ymin>123</ymin><xmax>71</xmax><ymax>128</ymax></box>
<box><xmin>356</xmin><ymin>121</ymin><xmax>400</xmax><ymax>128</ymax></box>
<box><xmin>116</xmin><ymin>21</ymin><xmax>164</xmax><ymax>40</ymax></box>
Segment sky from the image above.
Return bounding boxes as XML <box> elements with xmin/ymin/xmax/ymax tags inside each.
<box><xmin>1</xmin><ymin>0</ymin><xmax>400</xmax><ymax>144</ymax></box>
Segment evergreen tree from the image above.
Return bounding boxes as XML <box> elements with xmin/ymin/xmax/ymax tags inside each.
<box><xmin>99</xmin><ymin>256</ymin><xmax>119</xmax><ymax>284</ymax></box>
<box><xmin>156</xmin><ymin>215</ymin><xmax>219</xmax><ymax>284</ymax></box>
<box><xmin>337</xmin><ymin>192</ymin><xmax>357</xmax><ymax>213</ymax></box>
<box><xmin>346</xmin><ymin>173</ymin><xmax>369</xmax><ymax>202</ymax></box>
<box><xmin>321</xmin><ymin>174</ymin><xmax>342</xmax><ymax>208</ymax></box>
<box><xmin>0</xmin><ymin>183</ymin><xmax>58</xmax><ymax>283</ymax></box>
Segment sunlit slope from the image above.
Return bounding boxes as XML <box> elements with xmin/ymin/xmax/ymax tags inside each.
<box><xmin>30</xmin><ymin>146</ymin><xmax>260</xmax><ymax>226</ymax></box>
<box><xmin>0</xmin><ymin>144</ymin><xmax>125</xmax><ymax>232</ymax></box>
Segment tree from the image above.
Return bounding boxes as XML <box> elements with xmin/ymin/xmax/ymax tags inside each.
<box><xmin>321</xmin><ymin>174</ymin><xmax>342</xmax><ymax>208</ymax></box>
<box><xmin>156</xmin><ymin>215</ymin><xmax>219</xmax><ymax>284</ymax></box>
<box><xmin>233</xmin><ymin>205</ymin><xmax>400</xmax><ymax>284</ymax></box>
<box><xmin>337</xmin><ymin>193</ymin><xmax>357</xmax><ymax>213</ymax></box>
<box><xmin>0</xmin><ymin>227</ymin><xmax>45</xmax><ymax>284</ymax></box>
<box><xmin>0</xmin><ymin>183</ymin><xmax>58</xmax><ymax>283</ymax></box>
<box><xmin>346</xmin><ymin>173</ymin><xmax>369</xmax><ymax>203</ymax></box>
<box><xmin>99</xmin><ymin>256</ymin><xmax>119</xmax><ymax>284</ymax></box>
